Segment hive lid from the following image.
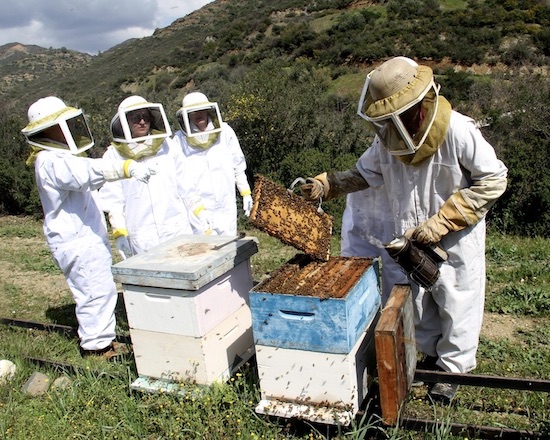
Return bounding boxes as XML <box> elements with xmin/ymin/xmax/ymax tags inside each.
<box><xmin>249</xmin><ymin>174</ymin><xmax>333</xmax><ymax>261</ymax></box>
<box><xmin>111</xmin><ymin>234</ymin><xmax>258</xmax><ymax>289</ymax></box>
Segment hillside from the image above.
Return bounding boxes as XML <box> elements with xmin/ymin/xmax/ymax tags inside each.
<box><xmin>1</xmin><ymin>0</ymin><xmax>548</xmax><ymax>109</ymax></box>
<box><xmin>0</xmin><ymin>0</ymin><xmax>549</xmax><ymax>237</ymax></box>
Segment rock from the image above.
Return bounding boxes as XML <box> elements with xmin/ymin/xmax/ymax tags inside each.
<box><xmin>22</xmin><ymin>371</ymin><xmax>50</xmax><ymax>396</ymax></box>
<box><xmin>0</xmin><ymin>359</ymin><xmax>16</xmax><ymax>385</ymax></box>
<box><xmin>51</xmin><ymin>376</ymin><xmax>73</xmax><ymax>391</ymax></box>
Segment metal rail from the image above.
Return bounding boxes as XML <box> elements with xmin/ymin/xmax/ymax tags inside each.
<box><xmin>400</xmin><ymin>417</ymin><xmax>547</xmax><ymax>440</ymax></box>
<box><xmin>0</xmin><ymin>318</ymin><xmax>131</xmax><ymax>344</ymax></box>
<box><xmin>415</xmin><ymin>369</ymin><xmax>550</xmax><ymax>392</ymax></box>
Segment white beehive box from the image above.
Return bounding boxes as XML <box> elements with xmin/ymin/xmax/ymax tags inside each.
<box><xmin>255</xmin><ymin>315</ymin><xmax>379</xmax><ymax>425</ymax></box>
<box><xmin>130</xmin><ymin>303</ymin><xmax>254</xmax><ymax>384</ymax></box>
<box><xmin>111</xmin><ymin>234</ymin><xmax>258</xmax><ymax>385</ymax></box>
<box><xmin>112</xmin><ymin>234</ymin><xmax>258</xmax><ymax>337</ymax></box>
<box><xmin>120</xmin><ymin>260</ymin><xmax>253</xmax><ymax>337</ymax></box>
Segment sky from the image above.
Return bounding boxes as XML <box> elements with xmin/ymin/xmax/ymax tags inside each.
<box><xmin>0</xmin><ymin>0</ymin><xmax>215</xmax><ymax>55</ymax></box>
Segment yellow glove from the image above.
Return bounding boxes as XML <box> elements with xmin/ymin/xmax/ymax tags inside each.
<box><xmin>299</xmin><ymin>172</ymin><xmax>330</xmax><ymax>201</ymax></box>
<box><xmin>412</xmin><ymin>193</ymin><xmax>474</xmax><ymax>245</ymax></box>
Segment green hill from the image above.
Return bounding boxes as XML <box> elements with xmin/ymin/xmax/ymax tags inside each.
<box><xmin>0</xmin><ymin>0</ymin><xmax>549</xmax><ymax>236</ymax></box>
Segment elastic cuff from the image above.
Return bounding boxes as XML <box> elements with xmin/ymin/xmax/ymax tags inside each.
<box><xmin>123</xmin><ymin>160</ymin><xmax>134</xmax><ymax>178</ymax></box>
<box><xmin>113</xmin><ymin>228</ymin><xmax>128</xmax><ymax>239</ymax></box>
<box><xmin>193</xmin><ymin>205</ymin><xmax>205</xmax><ymax>217</ymax></box>
<box><xmin>239</xmin><ymin>189</ymin><xmax>251</xmax><ymax>196</ymax></box>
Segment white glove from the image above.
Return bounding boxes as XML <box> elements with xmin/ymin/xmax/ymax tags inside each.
<box><xmin>116</xmin><ymin>236</ymin><xmax>133</xmax><ymax>260</ymax></box>
<box><xmin>242</xmin><ymin>195</ymin><xmax>253</xmax><ymax>217</ymax></box>
<box><xmin>197</xmin><ymin>210</ymin><xmax>214</xmax><ymax>235</ymax></box>
<box><xmin>127</xmin><ymin>161</ymin><xmax>157</xmax><ymax>184</ymax></box>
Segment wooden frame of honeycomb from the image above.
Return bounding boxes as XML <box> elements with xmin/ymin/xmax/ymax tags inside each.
<box><xmin>249</xmin><ymin>174</ymin><xmax>333</xmax><ymax>261</ymax></box>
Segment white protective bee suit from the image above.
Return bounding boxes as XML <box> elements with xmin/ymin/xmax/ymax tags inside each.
<box><xmin>300</xmin><ymin>57</ymin><xmax>508</xmax><ymax>376</ymax></box>
<box><xmin>22</xmin><ymin>96</ymin><xmax>154</xmax><ymax>352</ymax></box>
<box><xmin>99</xmin><ymin>96</ymin><xmax>194</xmax><ymax>256</ymax></box>
<box><xmin>356</xmin><ymin>115</ymin><xmax>507</xmax><ymax>374</ymax></box>
<box><xmin>173</xmin><ymin>92</ymin><xmax>252</xmax><ymax>236</ymax></box>
<box><xmin>341</xmin><ymin>186</ymin><xmax>408</xmax><ymax>305</ymax></box>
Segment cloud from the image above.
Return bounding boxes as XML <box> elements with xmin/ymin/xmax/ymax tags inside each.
<box><xmin>0</xmin><ymin>0</ymin><xmax>213</xmax><ymax>54</ymax></box>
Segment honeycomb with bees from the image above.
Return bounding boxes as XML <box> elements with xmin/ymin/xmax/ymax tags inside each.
<box><xmin>249</xmin><ymin>174</ymin><xmax>333</xmax><ymax>261</ymax></box>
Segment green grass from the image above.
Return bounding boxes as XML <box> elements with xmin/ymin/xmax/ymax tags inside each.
<box><xmin>0</xmin><ymin>216</ymin><xmax>549</xmax><ymax>439</ymax></box>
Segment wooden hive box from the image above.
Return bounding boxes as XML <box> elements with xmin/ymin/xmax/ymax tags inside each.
<box><xmin>111</xmin><ymin>234</ymin><xmax>259</xmax><ymax>385</ymax></box>
<box><xmin>249</xmin><ymin>254</ymin><xmax>380</xmax><ymax>354</ymax></box>
<box><xmin>112</xmin><ymin>234</ymin><xmax>258</xmax><ymax>337</ymax></box>
<box><xmin>255</xmin><ymin>317</ymin><xmax>378</xmax><ymax>425</ymax></box>
<box><xmin>374</xmin><ymin>284</ymin><xmax>416</xmax><ymax>426</ymax></box>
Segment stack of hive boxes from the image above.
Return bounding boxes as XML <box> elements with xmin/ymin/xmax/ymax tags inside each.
<box><xmin>111</xmin><ymin>234</ymin><xmax>258</xmax><ymax>387</ymax></box>
<box><xmin>249</xmin><ymin>254</ymin><xmax>381</xmax><ymax>424</ymax></box>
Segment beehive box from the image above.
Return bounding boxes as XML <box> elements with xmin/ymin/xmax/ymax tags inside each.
<box><xmin>249</xmin><ymin>254</ymin><xmax>380</xmax><ymax>354</ymax></box>
<box><xmin>120</xmin><ymin>260</ymin><xmax>253</xmax><ymax>337</ymax></box>
<box><xmin>255</xmin><ymin>314</ymin><xmax>379</xmax><ymax>425</ymax></box>
<box><xmin>111</xmin><ymin>234</ymin><xmax>258</xmax><ymax>384</ymax></box>
<box><xmin>130</xmin><ymin>303</ymin><xmax>253</xmax><ymax>384</ymax></box>
<box><xmin>375</xmin><ymin>284</ymin><xmax>416</xmax><ymax>425</ymax></box>
<box><xmin>249</xmin><ymin>174</ymin><xmax>333</xmax><ymax>261</ymax></box>
<box><xmin>112</xmin><ymin>234</ymin><xmax>257</xmax><ymax>337</ymax></box>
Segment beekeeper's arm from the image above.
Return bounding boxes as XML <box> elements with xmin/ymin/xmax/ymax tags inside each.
<box><xmin>411</xmin><ymin>176</ymin><xmax>507</xmax><ymax>245</ymax></box>
<box><xmin>228</xmin><ymin>125</ymin><xmax>253</xmax><ymax>217</ymax></box>
<box><xmin>411</xmin><ymin>123</ymin><xmax>508</xmax><ymax>245</ymax></box>
<box><xmin>100</xmin><ymin>158</ymin><xmax>157</xmax><ymax>259</ymax></box>
<box><xmin>102</xmin><ymin>159</ymin><xmax>156</xmax><ymax>183</ymax></box>
<box><xmin>187</xmin><ymin>198</ymin><xmax>214</xmax><ymax>235</ymax></box>
<box><xmin>235</xmin><ymin>171</ymin><xmax>253</xmax><ymax>217</ymax></box>
<box><xmin>299</xmin><ymin>165</ymin><xmax>370</xmax><ymax>201</ymax></box>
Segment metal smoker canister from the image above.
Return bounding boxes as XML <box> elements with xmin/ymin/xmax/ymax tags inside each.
<box><xmin>385</xmin><ymin>236</ymin><xmax>443</xmax><ymax>289</ymax></box>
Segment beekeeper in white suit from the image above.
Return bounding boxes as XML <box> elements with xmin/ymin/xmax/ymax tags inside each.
<box><xmin>99</xmin><ymin>96</ymin><xmax>194</xmax><ymax>257</ymax></box>
<box><xmin>21</xmin><ymin>96</ymin><xmax>155</xmax><ymax>359</ymax></box>
<box><xmin>341</xmin><ymin>186</ymin><xmax>407</xmax><ymax>305</ymax></box>
<box><xmin>300</xmin><ymin>56</ymin><xmax>508</xmax><ymax>403</ymax></box>
<box><xmin>172</xmin><ymin>92</ymin><xmax>253</xmax><ymax>236</ymax></box>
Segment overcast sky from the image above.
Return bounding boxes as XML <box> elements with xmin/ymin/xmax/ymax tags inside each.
<box><xmin>0</xmin><ymin>0</ymin><xmax>215</xmax><ymax>55</ymax></box>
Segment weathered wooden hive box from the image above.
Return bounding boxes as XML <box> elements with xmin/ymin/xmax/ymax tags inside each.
<box><xmin>250</xmin><ymin>254</ymin><xmax>380</xmax><ymax>353</ymax></box>
<box><xmin>112</xmin><ymin>234</ymin><xmax>258</xmax><ymax>386</ymax></box>
<box><xmin>249</xmin><ymin>254</ymin><xmax>381</xmax><ymax>423</ymax></box>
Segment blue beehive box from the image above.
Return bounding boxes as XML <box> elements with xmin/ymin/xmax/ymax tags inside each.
<box><xmin>249</xmin><ymin>254</ymin><xmax>381</xmax><ymax>354</ymax></box>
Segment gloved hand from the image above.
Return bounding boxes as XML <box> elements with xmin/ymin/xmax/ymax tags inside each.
<box><xmin>125</xmin><ymin>160</ymin><xmax>157</xmax><ymax>183</ymax></box>
<box><xmin>411</xmin><ymin>195</ymin><xmax>470</xmax><ymax>245</ymax></box>
<box><xmin>299</xmin><ymin>172</ymin><xmax>330</xmax><ymax>201</ymax></box>
<box><xmin>115</xmin><ymin>235</ymin><xmax>133</xmax><ymax>260</ymax></box>
<box><xmin>242</xmin><ymin>195</ymin><xmax>253</xmax><ymax>217</ymax></box>
<box><xmin>411</xmin><ymin>219</ymin><xmax>446</xmax><ymax>245</ymax></box>
<box><xmin>197</xmin><ymin>210</ymin><xmax>214</xmax><ymax>235</ymax></box>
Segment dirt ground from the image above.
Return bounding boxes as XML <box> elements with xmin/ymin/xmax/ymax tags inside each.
<box><xmin>0</xmin><ymin>214</ymin><xmax>540</xmax><ymax>343</ymax></box>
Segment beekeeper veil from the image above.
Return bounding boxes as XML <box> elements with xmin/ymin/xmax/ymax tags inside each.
<box><xmin>110</xmin><ymin>95</ymin><xmax>171</xmax><ymax>144</ymax></box>
<box><xmin>21</xmin><ymin>96</ymin><xmax>94</xmax><ymax>155</ymax></box>
<box><xmin>176</xmin><ymin>92</ymin><xmax>222</xmax><ymax>149</ymax></box>
<box><xmin>357</xmin><ymin>57</ymin><xmax>443</xmax><ymax>158</ymax></box>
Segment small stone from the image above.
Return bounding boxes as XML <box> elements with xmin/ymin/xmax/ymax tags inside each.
<box><xmin>51</xmin><ymin>376</ymin><xmax>73</xmax><ymax>391</ymax></box>
<box><xmin>0</xmin><ymin>360</ymin><xmax>16</xmax><ymax>385</ymax></box>
<box><xmin>22</xmin><ymin>371</ymin><xmax>50</xmax><ymax>396</ymax></box>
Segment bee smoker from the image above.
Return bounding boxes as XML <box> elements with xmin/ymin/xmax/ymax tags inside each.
<box><xmin>384</xmin><ymin>236</ymin><xmax>448</xmax><ymax>289</ymax></box>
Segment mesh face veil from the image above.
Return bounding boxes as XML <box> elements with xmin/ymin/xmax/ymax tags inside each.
<box><xmin>357</xmin><ymin>57</ymin><xmax>440</xmax><ymax>156</ymax></box>
<box><xmin>21</xmin><ymin>96</ymin><xmax>94</xmax><ymax>154</ymax></box>
<box><xmin>176</xmin><ymin>92</ymin><xmax>223</xmax><ymax>139</ymax></box>
<box><xmin>110</xmin><ymin>95</ymin><xmax>172</xmax><ymax>143</ymax></box>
